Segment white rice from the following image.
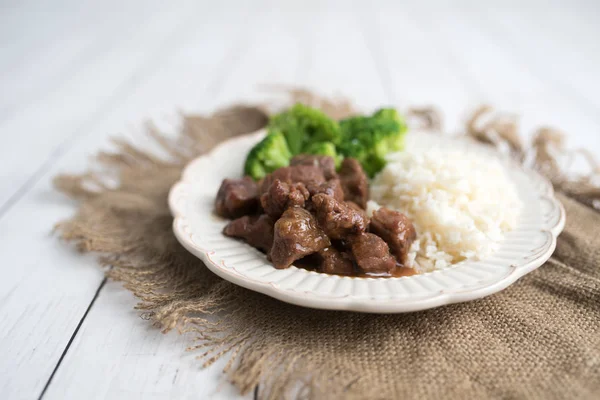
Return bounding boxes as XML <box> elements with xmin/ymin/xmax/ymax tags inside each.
<box><xmin>368</xmin><ymin>147</ymin><xmax>522</xmax><ymax>272</ymax></box>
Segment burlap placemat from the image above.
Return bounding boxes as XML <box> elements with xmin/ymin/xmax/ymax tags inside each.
<box><xmin>54</xmin><ymin>91</ymin><xmax>600</xmax><ymax>399</ymax></box>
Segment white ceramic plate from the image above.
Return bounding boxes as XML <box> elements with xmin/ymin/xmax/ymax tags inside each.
<box><xmin>169</xmin><ymin>130</ymin><xmax>565</xmax><ymax>313</ymax></box>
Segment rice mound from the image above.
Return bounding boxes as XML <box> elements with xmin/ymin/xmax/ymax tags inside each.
<box><xmin>368</xmin><ymin>147</ymin><xmax>522</xmax><ymax>272</ymax></box>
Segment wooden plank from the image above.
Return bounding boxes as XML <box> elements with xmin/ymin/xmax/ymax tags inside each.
<box><xmin>0</xmin><ymin>0</ymin><xmax>196</xmax><ymax>209</ymax></box>
<box><xmin>405</xmin><ymin>1</ymin><xmax>600</xmax><ymax>152</ymax></box>
<box><xmin>0</xmin><ymin>172</ymin><xmax>107</xmax><ymax>400</ymax></box>
<box><xmin>290</xmin><ymin>0</ymin><xmax>390</xmax><ymax>109</ymax></box>
<box><xmin>0</xmin><ymin>0</ymin><xmax>167</xmax><ymax>119</ymax></box>
<box><xmin>43</xmin><ymin>282</ymin><xmax>251</xmax><ymax>400</ymax></box>
<box><xmin>0</xmin><ymin>0</ymin><xmax>89</xmax><ymax>77</ymax></box>
<box><xmin>43</xmin><ymin>282</ymin><xmax>249</xmax><ymax>400</ymax></box>
<box><xmin>211</xmin><ymin>0</ymin><xmax>390</xmax><ymax>111</ymax></box>
<box><xmin>483</xmin><ymin>0</ymin><xmax>600</xmax><ymax>116</ymax></box>
<box><xmin>365</xmin><ymin>2</ymin><xmax>476</xmax><ymax>130</ymax></box>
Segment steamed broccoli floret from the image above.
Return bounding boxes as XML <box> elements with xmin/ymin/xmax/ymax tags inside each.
<box><xmin>373</xmin><ymin>107</ymin><xmax>402</xmax><ymax>122</ymax></box>
<box><xmin>338</xmin><ymin>108</ymin><xmax>407</xmax><ymax>177</ymax></box>
<box><xmin>303</xmin><ymin>141</ymin><xmax>344</xmax><ymax>168</ymax></box>
<box><xmin>244</xmin><ymin>130</ymin><xmax>292</xmax><ymax>180</ymax></box>
<box><xmin>244</xmin><ymin>106</ymin><xmax>407</xmax><ymax>180</ymax></box>
<box><xmin>268</xmin><ymin>103</ymin><xmax>342</xmax><ymax>154</ymax></box>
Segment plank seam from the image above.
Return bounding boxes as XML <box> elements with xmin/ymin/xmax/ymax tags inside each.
<box><xmin>37</xmin><ymin>278</ymin><xmax>107</xmax><ymax>400</ymax></box>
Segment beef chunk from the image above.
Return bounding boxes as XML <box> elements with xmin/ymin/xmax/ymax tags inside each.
<box><xmin>370</xmin><ymin>207</ymin><xmax>416</xmax><ymax>266</ymax></box>
<box><xmin>346</xmin><ymin>200</ymin><xmax>369</xmax><ymax>223</ymax></box>
<box><xmin>306</xmin><ymin>178</ymin><xmax>344</xmax><ymax>202</ymax></box>
<box><xmin>312</xmin><ymin>194</ymin><xmax>368</xmax><ymax>240</ymax></box>
<box><xmin>260</xmin><ymin>179</ymin><xmax>310</xmax><ymax>219</ymax></box>
<box><xmin>223</xmin><ymin>214</ymin><xmax>274</xmax><ymax>252</ymax></box>
<box><xmin>318</xmin><ymin>247</ymin><xmax>355</xmax><ymax>276</ymax></box>
<box><xmin>260</xmin><ymin>165</ymin><xmax>326</xmax><ymax>195</ymax></box>
<box><xmin>339</xmin><ymin>158</ymin><xmax>369</xmax><ymax>209</ymax></box>
<box><xmin>270</xmin><ymin>207</ymin><xmax>331</xmax><ymax>269</ymax></box>
<box><xmin>215</xmin><ymin>177</ymin><xmax>259</xmax><ymax>218</ymax></box>
<box><xmin>290</xmin><ymin>154</ymin><xmax>337</xmax><ymax>180</ymax></box>
<box><xmin>350</xmin><ymin>233</ymin><xmax>396</xmax><ymax>274</ymax></box>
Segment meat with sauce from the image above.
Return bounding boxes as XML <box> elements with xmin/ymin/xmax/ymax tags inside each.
<box><xmin>339</xmin><ymin>158</ymin><xmax>369</xmax><ymax>209</ymax></box>
<box><xmin>370</xmin><ymin>207</ymin><xmax>416</xmax><ymax>266</ymax></box>
<box><xmin>318</xmin><ymin>246</ymin><xmax>355</xmax><ymax>275</ymax></box>
<box><xmin>260</xmin><ymin>165</ymin><xmax>326</xmax><ymax>194</ymax></box>
<box><xmin>290</xmin><ymin>154</ymin><xmax>337</xmax><ymax>180</ymax></box>
<box><xmin>346</xmin><ymin>200</ymin><xmax>369</xmax><ymax>224</ymax></box>
<box><xmin>222</xmin><ymin>214</ymin><xmax>274</xmax><ymax>253</ymax></box>
<box><xmin>350</xmin><ymin>233</ymin><xmax>396</xmax><ymax>274</ymax></box>
<box><xmin>312</xmin><ymin>194</ymin><xmax>368</xmax><ymax>240</ymax></box>
<box><xmin>215</xmin><ymin>177</ymin><xmax>259</xmax><ymax>218</ymax></box>
<box><xmin>260</xmin><ymin>179</ymin><xmax>310</xmax><ymax>219</ymax></box>
<box><xmin>270</xmin><ymin>207</ymin><xmax>331</xmax><ymax>269</ymax></box>
<box><xmin>215</xmin><ymin>155</ymin><xmax>419</xmax><ymax>277</ymax></box>
<box><xmin>306</xmin><ymin>178</ymin><xmax>345</xmax><ymax>203</ymax></box>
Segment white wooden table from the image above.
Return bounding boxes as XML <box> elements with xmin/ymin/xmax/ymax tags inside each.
<box><xmin>2</xmin><ymin>1</ymin><xmax>599</xmax><ymax>399</ymax></box>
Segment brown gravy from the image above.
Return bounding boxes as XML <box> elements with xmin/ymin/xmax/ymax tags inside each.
<box><xmin>294</xmin><ymin>258</ymin><xmax>417</xmax><ymax>278</ymax></box>
<box><xmin>391</xmin><ymin>265</ymin><xmax>418</xmax><ymax>277</ymax></box>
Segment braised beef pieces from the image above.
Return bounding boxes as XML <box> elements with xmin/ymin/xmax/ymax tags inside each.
<box><xmin>260</xmin><ymin>165</ymin><xmax>325</xmax><ymax>195</ymax></box>
<box><xmin>312</xmin><ymin>194</ymin><xmax>368</xmax><ymax>240</ymax></box>
<box><xmin>370</xmin><ymin>207</ymin><xmax>417</xmax><ymax>266</ymax></box>
<box><xmin>260</xmin><ymin>179</ymin><xmax>310</xmax><ymax>219</ymax></box>
<box><xmin>350</xmin><ymin>233</ymin><xmax>396</xmax><ymax>274</ymax></box>
<box><xmin>216</xmin><ymin>153</ymin><xmax>418</xmax><ymax>277</ymax></box>
<box><xmin>215</xmin><ymin>177</ymin><xmax>259</xmax><ymax>218</ymax></box>
<box><xmin>346</xmin><ymin>200</ymin><xmax>369</xmax><ymax>223</ymax></box>
<box><xmin>306</xmin><ymin>178</ymin><xmax>345</xmax><ymax>203</ymax></box>
<box><xmin>290</xmin><ymin>154</ymin><xmax>337</xmax><ymax>180</ymax></box>
<box><xmin>339</xmin><ymin>158</ymin><xmax>369</xmax><ymax>209</ymax></box>
<box><xmin>270</xmin><ymin>207</ymin><xmax>331</xmax><ymax>269</ymax></box>
<box><xmin>222</xmin><ymin>214</ymin><xmax>274</xmax><ymax>253</ymax></box>
<box><xmin>318</xmin><ymin>247</ymin><xmax>355</xmax><ymax>275</ymax></box>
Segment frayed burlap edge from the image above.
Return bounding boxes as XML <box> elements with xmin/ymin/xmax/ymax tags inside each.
<box><xmin>53</xmin><ymin>89</ymin><xmax>600</xmax><ymax>400</ymax></box>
